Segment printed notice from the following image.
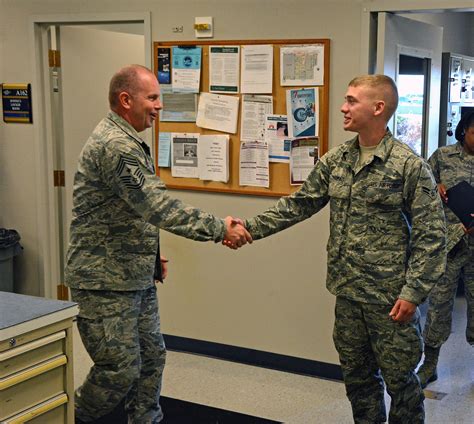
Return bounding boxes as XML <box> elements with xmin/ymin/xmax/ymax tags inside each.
<box><xmin>198</xmin><ymin>134</ymin><xmax>229</xmax><ymax>182</ymax></box>
<box><xmin>172</xmin><ymin>46</ymin><xmax>202</xmax><ymax>93</ymax></box>
<box><xmin>160</xmin><ymin>86</ymin><xmax>197</xmax><ymax>122</ymax></box>
<box><xmin>158</xmin><ymin>132</ymin><xmax>171</xmax><ymax>167</ymax></box>
<box><xmin>240</xmin><ymin>44</ymin><xmax>273</xmax><ymax>94</ymax></box>
<box><xmin>264</xmin><ymin>114</ymin><xmax>290</xmax><ymax>163</ymax></box>
<box><xmin>290</xmin><ymin>138</ymin><xmax>319</xmax><ymax>185</ymax></box>
<box><xmin>196</xmin><ymin>92</ymin><xmax>239</xmax><ymax>134</ymax></box>
<box><xmin>286</xmin><ymin>88</ymin><xmax>319</xmax><ymax>138</ymax></box>
<box><xmin>171</xmin><ymin>133</ymin><xmax>200</xmax><ymax>178</ymax></box>
<box><xmin>240</xmin><ymin>95</ymin><xmax>273</xmax><ymax>141</ymax></box>
<box><xmin>209</xmin><ymin>46</ymin><xmax>240</xmax><ymax>93</ymax></box>
<box><xmin>239</xmin><ymin>141</ymin><xmax>269</xmax><ymax>188</ymax></box>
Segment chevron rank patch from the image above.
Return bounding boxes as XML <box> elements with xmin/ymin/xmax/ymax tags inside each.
<box><xmin>421</xmin><ymin>185</ymin><xmax>437</xmax><ymax>199</ymax></box>
<box><xmin>116</xmin><ymin>155</ymin><xmax>145</xmax><ymax>190</ymax></box>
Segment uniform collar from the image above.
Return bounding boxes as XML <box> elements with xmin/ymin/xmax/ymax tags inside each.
<box><xmin>107</xmin><ymin>110</ymin><xmax>145</xmax><ymax>146</ymax></box>
<box><xmin>451</xmin><ymin>140</ymin><xmax>470</xmax><ymax>158</ymax></box>
<box><xmin>342</xmin><ymin>129</ymin><xmax>394</xmax><ymax>166</ymax></box>
<box><xmin>106</xmin><ymin>111</ymin><xmax>151</xmax><ymax>157</ymax></box>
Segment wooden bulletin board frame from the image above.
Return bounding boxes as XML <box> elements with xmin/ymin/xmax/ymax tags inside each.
<box><xmin>154</xmin><ymin>39</ymin><xmax>330</xmax><ymax>197</ymax></box>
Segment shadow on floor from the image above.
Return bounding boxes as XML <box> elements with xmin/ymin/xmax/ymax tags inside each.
<box><xmin>88</xmin><ymin>397</ymin><xmax>280</xmax><ymax>424</ymax></box>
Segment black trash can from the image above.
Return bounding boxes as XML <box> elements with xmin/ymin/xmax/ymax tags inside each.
<box><xmin>0</xmin><ymin>228</ymin><xmax>23</xmax><ymax>292</ymax></box>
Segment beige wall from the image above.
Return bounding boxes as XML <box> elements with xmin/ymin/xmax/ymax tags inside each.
<box><xmin>0</xmin><ymin>0</ymin><xmax>472</xmax><ymax>364</ymax></box>
<box><xmin>401</xmin><ymin>11</ymin><xmax>474</xmax><ymax>56</ymax></box>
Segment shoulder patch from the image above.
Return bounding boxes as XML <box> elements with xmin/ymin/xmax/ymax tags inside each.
<box><xmin>116</xmin><ymin>155</ymin><xmax>145</xmax><ymax>190</ymax></box>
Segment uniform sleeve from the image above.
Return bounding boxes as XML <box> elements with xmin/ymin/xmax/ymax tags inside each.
<box><xmin>428</xmin><ymin>147</ymin><xmax>464</xmax><ymax>252</ymax></box>
<box><xmin>101</xmin><ymin>139</ymin><xmax>225</xmax><ymax>242</ymax></box>
<box><xmin>245</xmin><ymin>157</ymin><xmax>330</xmax><ymax>240</ymax></box>
<box><xmin>399</xmin><ymin>158</ymin><xmax>447</xmax><ymax>305</ymax></box>
<box><xmin>427</xmin><ymin>149</ymin><xmax>441</xmax><ymax>183</ymax></box>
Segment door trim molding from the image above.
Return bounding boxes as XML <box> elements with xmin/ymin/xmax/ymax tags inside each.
<box><xmin>29</xmin><ymin>12</ymin><xmax>151</xmax><ymax>298</ymax></box>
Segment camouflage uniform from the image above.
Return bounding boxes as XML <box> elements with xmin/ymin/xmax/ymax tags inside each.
<box><xmin>423</xmin><ymin>141</ymin><xmax>474</xmax><ymax>348</ymax></box>
<box><xmin>65</xmin><ymin>111</ymin><xmax>225</xmax><ymax>423</ymax></box>
<box><xmin>245</xmin><ymin>131</ymin><xmax>446</xmax><ymax>424</ymax></box>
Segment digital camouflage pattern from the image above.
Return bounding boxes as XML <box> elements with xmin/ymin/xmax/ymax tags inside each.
<box><xmin>71</xmin><ymin>287</ymin><xmax>166</xmax><ymax>423</ymax></box>
<box><xmin>65</xmin><ymin>111</ymin><xmax>225</xmax><ymax>291</ymax></box>
<box><xmin>65</xmin><ymin>110</ymin><xmax>226</xmax><ymax>423</ymax></box>
<box><xmin>246</xmin><ymin>131</ymin><xmax>447</xmax><ymax>306</ymax></box>
<box><xmin>245</xmin><ymin>131</ymin><xmax>446</xmax><ymax>423</ymax></box>
<box><xmin>428</xmin><ymin>141</ymin><xmax>474</xmax><ymax>250</ymax></box>
<box><xmin>423</xmin><ymin>142</ymin><xmax>474</xmax><ymax>348</ymax></box>
<box><xmin>334</xmin><ymin>297</ymin><xmax>424</xmax><ymax>424</ymax></box>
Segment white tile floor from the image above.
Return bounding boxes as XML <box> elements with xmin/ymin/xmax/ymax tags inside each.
<box><xmin>73</xmin><ymin>297</ymin><xmax>473</xmax><ymax>423</ymax></box>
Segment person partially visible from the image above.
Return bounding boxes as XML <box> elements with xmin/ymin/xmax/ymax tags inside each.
<box><xmin>226</xmin><ymin>75</ymin><xmax>446</xmax><ymax>423</ymax></box>
<box><xmin>65</xmin><ymin>64</ymin><xmax>251</xmax><ymax>424</ymax></box>
<box><xmin>417</xmin><ymin>111</ymin><xmax>474</xmax><ymax>388</ymax></box>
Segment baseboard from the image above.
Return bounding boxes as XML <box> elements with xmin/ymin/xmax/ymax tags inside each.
<box><xmin>163</xmin><ymin>334</ymin><xmax>343</xmax><ymax>381</ymax></box>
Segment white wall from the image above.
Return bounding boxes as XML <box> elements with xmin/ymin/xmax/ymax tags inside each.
<box><xmin>0</xmin><ymin>0</ymin><xmax>471</xmax><ymax>364</ymax></box>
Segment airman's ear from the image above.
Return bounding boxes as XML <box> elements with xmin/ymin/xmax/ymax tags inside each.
<box><xmin>373</xmin><ymin>100</ymin><xmax>385</xmax><ymax>116</ymax></box>
<box><xmin>118</xmin><ymin>91</ymin><xmax>132</xmax><ymax>109</ymax></box>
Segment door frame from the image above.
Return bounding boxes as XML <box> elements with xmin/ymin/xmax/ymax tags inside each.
<box><xmin>360</xmin><ymin>1</ymin><xmax>474</xmax><ymax>74</ymax></box>
<box><xmin>29</xmin><ymin>12</ymin><xmax>151</xmax><ymax>298</ymax></box>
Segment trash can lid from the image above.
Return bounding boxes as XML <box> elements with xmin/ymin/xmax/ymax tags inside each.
<box><xmin>0</xmin><ymin>228</ymin><xmax>21</xmax><ymax>249</ymax></box>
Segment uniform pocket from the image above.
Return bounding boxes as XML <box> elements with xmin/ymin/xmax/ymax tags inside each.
<box><xmin>365</xmin><ymin>249</ymin><xmax>406</xmax><ymax>265</ymax></box>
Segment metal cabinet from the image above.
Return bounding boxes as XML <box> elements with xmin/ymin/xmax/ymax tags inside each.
<box><xmin>439</xmin><ymin>52</ymin><xmax>474</xmax><ymax>146</ymax></box>
<box><xmin>0</xmin><ymin>293</ymin><xmax>78</xmax><ymax>423</ymax></box>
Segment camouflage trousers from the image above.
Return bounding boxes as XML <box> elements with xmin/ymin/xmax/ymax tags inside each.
<box><xmin>423</xmin><ymin>240</ymin><xmax>474</xmax><ymax>348</ymax></box>
<box><xmin>333</xmin><ymin>297</ymin><xmax>424</xmax><ymax>424</ymax></box>
<box><xmin>71</xmin><ymin>287</ymin><xmax>166</xmax><ymax>424</ymax></box>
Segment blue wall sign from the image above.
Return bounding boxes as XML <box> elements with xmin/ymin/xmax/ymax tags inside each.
<box><xmin>2</xmin><ymin>83</ymin><xmax>33</xmax><ymax>123</ymax></box>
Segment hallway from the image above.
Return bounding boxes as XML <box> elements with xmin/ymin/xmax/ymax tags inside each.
<box><xmin>73</xmin><ymin>297</ymin><xmax>473</xmax><ymax>423</ymax></box>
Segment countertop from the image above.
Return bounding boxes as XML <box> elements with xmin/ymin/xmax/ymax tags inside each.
<box><xmin>0</xmin><ymin>291</ymin><xmax>78</xmax><ymax>341</ymax></box>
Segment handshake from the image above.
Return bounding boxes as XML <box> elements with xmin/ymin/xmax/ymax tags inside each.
<box><xmin>223</xmin><ymin>216</ymin><xmax>252</xmax><ymax>250</ymax></box>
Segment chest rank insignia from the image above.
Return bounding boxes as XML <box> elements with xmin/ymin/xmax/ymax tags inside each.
<box><xmin>116</xmin><ymin>155</ymin><xmax>145</xmax><ymax>190</ymax></box>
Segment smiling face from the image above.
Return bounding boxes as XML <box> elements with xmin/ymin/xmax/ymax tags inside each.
<box><xmin>127</xmin><ymin>70</ymin><xmax>162</xmax><ymax>132</ymax></box>
<box><xmin>340</xmin><ymin>84</ymin><xmax>379</xmax><ymax>133</ymax></box>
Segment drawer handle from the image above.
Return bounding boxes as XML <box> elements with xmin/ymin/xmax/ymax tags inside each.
<box><xmin>0</xmin><ymin>355</ymin><xmax>67</xmax><ymax>390</ymax></box>
<box><xmin>0</xmin><ymin>331</ymin><xmax>66</xmax><ymax>361</ymax></box>
<box><xmin>3</xmin><ymin>393</ymin><xmax>68</xmax><ymax>423</ymax></box>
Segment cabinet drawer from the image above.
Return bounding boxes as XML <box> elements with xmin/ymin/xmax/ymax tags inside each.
<box><xmin>0</xmin><ymin>331</ymin><xmax>65</xmax><ymax>379</ymax></box>
<box><xmin>0</xmin><ymin>356</ymin><xmax>67</xmax><ymax>420</ymax></box>
<box><xmin>3</xmin><ymin>393</ymin><xmax>68</xmax><ymax>423</ymax></box>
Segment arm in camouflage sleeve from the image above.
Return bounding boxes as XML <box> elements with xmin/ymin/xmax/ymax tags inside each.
<box><xmin>427</xmin><ymin>148</ymin><xmax>462</xmax><ymax>250</ymax></box>
<box><xmin>399</xmin><ymin>158</ymin><xmax>447</xmax><ymax>305</ymax></box>
<box><xmin>245</xmin><ymin>157</ymin><xmax>331</xmax><ymax>240</ymax></box>
<box><xmin>428</xmin><ymin>148</ymin><xmax>448</xmax><ymax>203</ymax></box>
<box><xmin>427</xmin><ymin>149</ymin><xmax>441</xmax><ymax>183</ymax></box>
<box><xmin>103</xmin><ymin>140</ymin><xmax>226</xmax><ymax>242</ymax></box>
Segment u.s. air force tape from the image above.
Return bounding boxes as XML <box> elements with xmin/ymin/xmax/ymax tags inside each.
<box><xmin>115</xmin><ymin>155</ymin><xmax>145</xmax><ymax>190</ymax></box>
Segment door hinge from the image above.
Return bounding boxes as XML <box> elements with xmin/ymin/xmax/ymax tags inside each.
<box><xmin>53</xmin><ymin>170</ymin><xmax>65</xmax><ymax>187</ymax></box>
<box><xmin>57</xmin><ymin>284</ymin><xmax>69</xmax><ymax>301</ymax></box>
<box><xmin>49</xmin><ymin>49</ymin><xmax>61</xmax><ymax>68</ymax></box>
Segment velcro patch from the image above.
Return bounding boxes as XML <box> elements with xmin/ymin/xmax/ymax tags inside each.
<box><xmin>116</xmin><ymin>155</ymin><xmax>145</xmax><ymax>190</ymax></box>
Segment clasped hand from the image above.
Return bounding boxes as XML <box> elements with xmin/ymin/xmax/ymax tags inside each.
<box><xmin>223</xmin><ymin>216</ymin><xmax>252</xmax><ymax>250</ymax></box>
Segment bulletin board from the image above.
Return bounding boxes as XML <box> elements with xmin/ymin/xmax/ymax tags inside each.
<box><xmin>153</xmin><ymin>39</ymin><xmax>330</xmax><ymax>197</ymax></box>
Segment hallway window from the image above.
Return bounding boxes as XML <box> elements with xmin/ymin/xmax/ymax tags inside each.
<box><xmin>396</xmin><ymin>54</ymin><xmax>430</xmax><ymax>157</ymax></box>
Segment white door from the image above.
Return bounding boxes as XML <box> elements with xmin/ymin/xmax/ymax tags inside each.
<box><xmin>376</xmin><ymin>13</ymin><xmax>443</xmax><ymax>157</ymax></box>
<box><xmin>58</xmin><ymin>25</ymin><xmax>146</xmax><ymax>286</ymax></box>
